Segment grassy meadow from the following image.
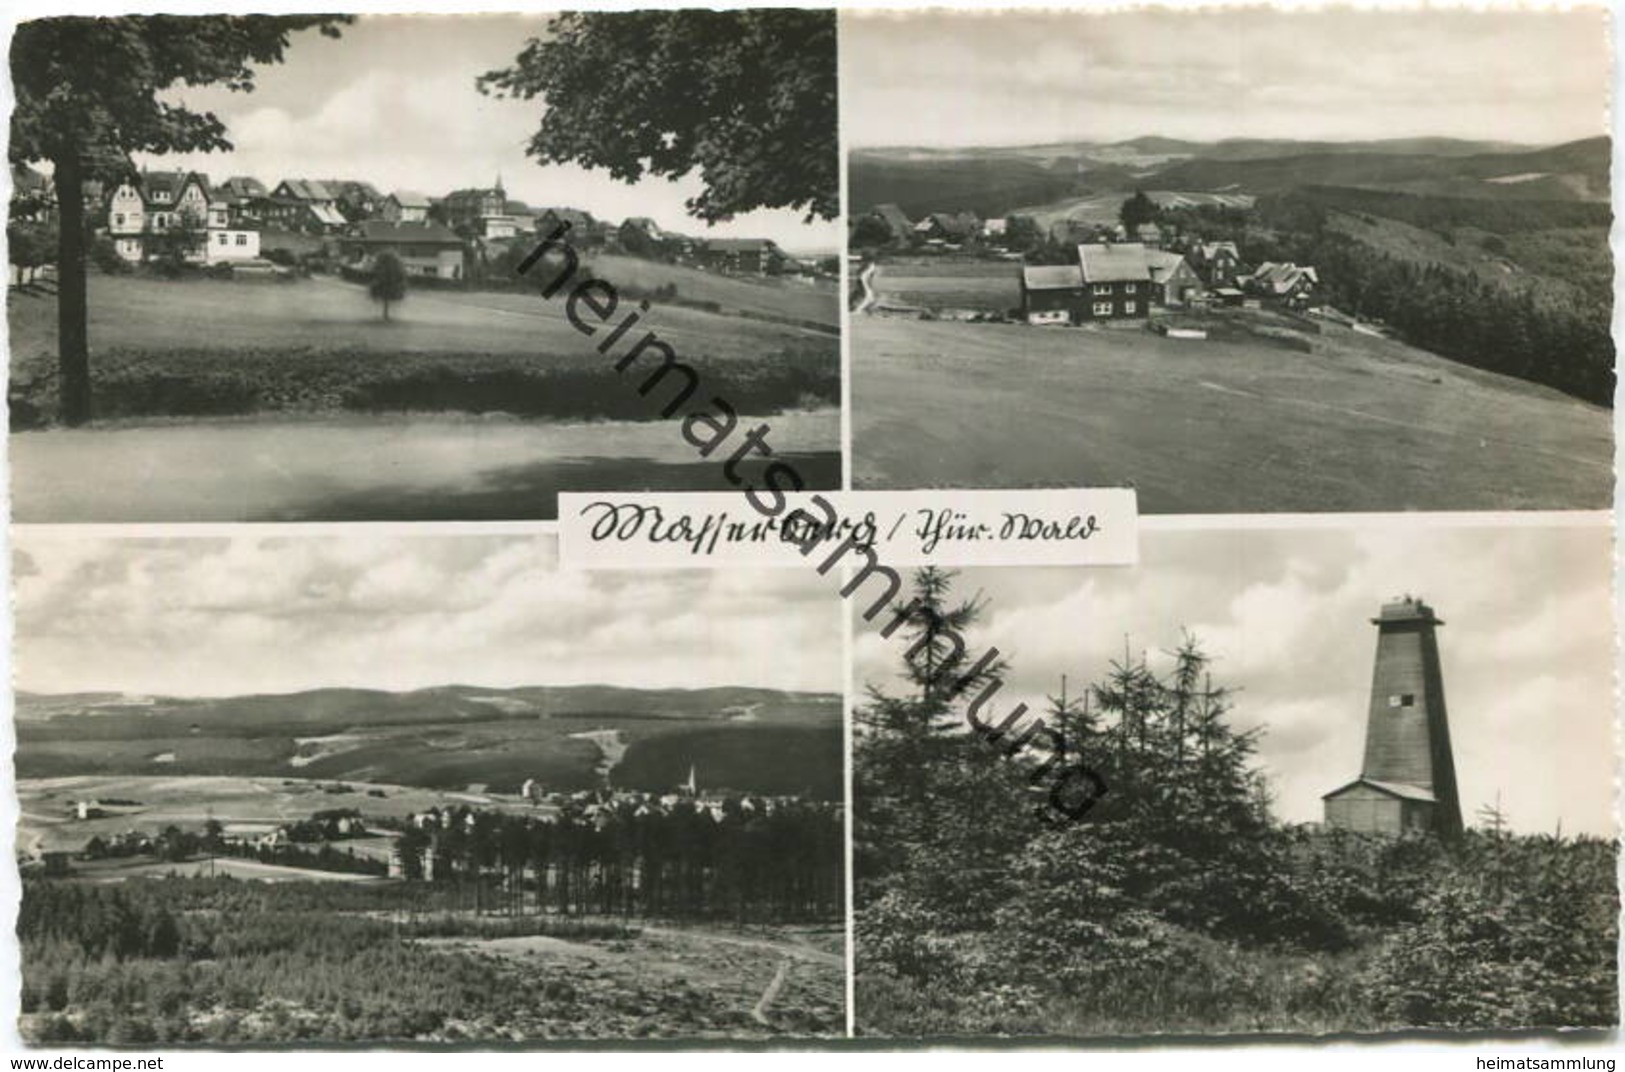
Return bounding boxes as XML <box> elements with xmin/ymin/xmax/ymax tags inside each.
<box><xmin>851</xmin><ymin>309</ymin><xmax>1612</xmax><ymax>511</ymax></box>
<box><xmin>8</xmin><ymin>271</ymin><xmax>838</xmax><ymax>426</ymax></box>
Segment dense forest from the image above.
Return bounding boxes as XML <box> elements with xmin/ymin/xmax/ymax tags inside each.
<box><xmin>855</xmin><ymin>569</ymin><xmax>1618</xmax><ymax>1037</ymax></box>
<box><xmin>1250</xmin><ymin>189</ymin><xmax>1614</xmax><ymax>406</ymax></box>
<box><xmin>390</xmin><ymin>798</ymin><xmax>843</xmax><ymax>921</ymax></box>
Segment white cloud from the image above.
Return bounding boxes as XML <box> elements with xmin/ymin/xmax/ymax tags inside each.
<box><xmin>14</xmin><ymin>535</ymin><xmax>841</xmax><ymax>699</ymax></box>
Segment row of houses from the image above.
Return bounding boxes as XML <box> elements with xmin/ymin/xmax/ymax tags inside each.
<box><xmin>93</xmin><ymin>169</ymin><xmax>794</xmax><ymax>277</ymax></box>
<box><xmin>1020</xmin><ymin>240</ymin><xmax>1318</xmax><ymax>325</ymax></box>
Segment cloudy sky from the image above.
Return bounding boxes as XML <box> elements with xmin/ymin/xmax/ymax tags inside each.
<box><xmin>855</xmin><ymin>521</ymin><xmax>1615</xmax><ymax>837</ymax></box>
<box><xmin>145</xmin><ymin>15</ymin><xmax>838</xmax><ymax>253</ymax></box>
<box><xmin>843</xmin><ymin>8</ymin><xmax>1610</xmax><ymax>148</ymax></box>
<box><xmin>13</xmin><ymin>534</ymin><xmax>841</xmax><ymax>698</ymax></box>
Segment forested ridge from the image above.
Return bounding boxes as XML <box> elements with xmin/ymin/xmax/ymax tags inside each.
<box><xmin>1250</xmin><ymin>189</ymin><xmax>1613</xmax><ymax>406</ymax></box>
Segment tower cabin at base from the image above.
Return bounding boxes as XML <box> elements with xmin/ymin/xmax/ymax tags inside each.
<box><xmin>1323</xmin><ymin>596</ymin><xmax>1463</xmax><ymax>840</ymax></box>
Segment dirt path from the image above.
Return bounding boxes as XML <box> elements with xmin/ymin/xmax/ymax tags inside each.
<box><xmin>751</xmin><ymin>959</ymin><xmax>792</xmax><ymax>1025</ymax></box>
<box><xmin>856</xmin><ymin>263</ymin><xmax>878</xmax><ymax>314</ymax></box>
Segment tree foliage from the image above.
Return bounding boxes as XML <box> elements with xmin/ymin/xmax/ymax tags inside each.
<box><xmin>1118</xmin><ymin>189</ymin><xmax>1157</xmax><ymax>234</ymax></box>
<box><xmin>479</xmin><ymin>11</ymin><xmax>837</xmax><ymax>223</ymax></box>
<box><xmin>368</xmin><ymin>251</ymin><xmax>408</xmax><ymax>321</ymax></box>
<box><xmin>9</xmin><ymin>15</ymin><xmax>350</xmax><ymax>424</ymax></box>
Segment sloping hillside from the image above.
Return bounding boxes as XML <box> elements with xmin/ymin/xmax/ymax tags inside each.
<box><xmin>849</xmin><ymin>152</ymin><xmax>1081</xmax><ymax>217</ymax></box>
<box><xmin>1150</xmin><ymin>138</ymin><xmax>1609</xmax><ymax>201</ymax></box>
<box><xmin>16</xmin><ymin>685</ymin><xmax>843</xmax><ymax>797</ymax></box>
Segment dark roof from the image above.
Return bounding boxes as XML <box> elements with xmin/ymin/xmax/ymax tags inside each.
<box><xmin>390</xmin><ymin>190</ymin><xmax>431</xmax><ymax>208</ymax></box>
<box><xmin>350</xmin><ymin>220</ymin><xmax>461</xmax><ymax>245</ymax></box>
<box><xmin>444</xmin><ymin>187</ymin><xmax>504</xmax><ymax>205</ymax></box>
<box><xmin>139</xmin><ymin>170</ymin><xmax>189</xmax><ymax>199</ymax></box>
<box><xmin>1322</xmin><ymin>777</ymin><xmax>1437</xmax><ymax>803</ymax></box>
<box><xmin>871</xmin><ymin>203</ymin><xmax>912</xmax><ymax>233</ymax></box>
<box><xmin>541</xmin><ymin>207</ymin><xmax>595</xmax><ymax>228</ymax></box>
<box><xmin>321</xmin><ymin>179</ymin><xmax>382</xmax><ymax>202</ymax></box>
<box><xmin>1022</xmin><ymin>264</ymin><xmax>1084</xmax><ymax>291</ymax></box>
<box><xmin>277</xmin><ymin>178</ymin><xmax>335</xmax><ymax>202</ymax></box>
<box><xmin>1078</xmin><ymin>242</ymin><xmax>1152</xmax><ymax>284</ymax></box>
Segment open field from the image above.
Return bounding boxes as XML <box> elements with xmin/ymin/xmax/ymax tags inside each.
<box><xmin>583</xmin><ymin>253</ymin><xmax>837</xmax><ymax>327</ymax></box>
<box><xmin>9</xmin><ymin>274</ymin><xmax>838</xmax><ymax>425</ymax></box>
<box><xmin>851</xmin><ymin>310</ymin><xmax>1612</xmax><ymax>512</ymax></box>
<box><xmin>17</xmin><ymin>774</ymin><xmax>545</xmax><ymax>855</ymax></box>
<box><xmin>9</xmin><ymin>270</ymin><xmax>833</xmax><ymax>361</ymax></box>
<box><xmin>869</xmin><ymin>259</ymin><xmax>1021</xmax><ymax>314</ymax></box>
<box><xmin>1009</xmin><ymin>190</ymin><xmax>1256</xmax><ymax>232</ymax></box>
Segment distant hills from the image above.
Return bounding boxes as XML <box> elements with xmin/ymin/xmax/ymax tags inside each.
<box><xmin>16</xmin><ymin>684</ymin><xmax>839</xmax><ymax>734</ymax></box>
<box><xmin>850</xmin><ymin>136</ymin><xmax>1610</xmax><ymax>216</ymax></box>
<box><xmin>14</xmin><ymin>685</ymin><xmax>842</xmax><ymax>797</ymax></box>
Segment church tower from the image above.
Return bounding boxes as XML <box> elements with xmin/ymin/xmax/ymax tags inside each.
<box><xmin>1323</xmin><ymin>596</ymin><xmax>1463</xmax><ymax>839</ymax></box>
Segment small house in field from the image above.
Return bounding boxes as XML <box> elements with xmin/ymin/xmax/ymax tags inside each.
<box><xmin>1076</xmin><ymin>242</ymin><xmax>1153</xmax><ymax>320</ymax></box>
<box><xmin>339</xmin><ymin>220</ymin><xmax>464</xmax><ymax>281</ymax></box>
<box><xmin>1020</xmin><ymin>264</ymin><xmax>1085</xmax><ymax>325</ymax></box>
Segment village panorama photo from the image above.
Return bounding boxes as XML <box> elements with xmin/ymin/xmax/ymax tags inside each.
<box><xmin>844</xmin><ymin>8</ymin><xmax>1612</xmax><ymax>513</ymax></box>
<box><xmin>11</xmin><ymin>532</ymin><xmax>847</xmax><ymax>1043</ymax></box>
<box><xmin>8</xmin><ymin>11</ymin><xmax>841</xmax><ymax>521</ymax></box>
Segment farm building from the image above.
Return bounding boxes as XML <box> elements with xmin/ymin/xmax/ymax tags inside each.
<box><xmin>1020</xmin><ymin>243</ymin><xmax>1191</xmax><ymax>323</ymax></box>
<box><xmin>1077</xmin><ymin>243</ymin><xmax>1155</xmax><ymax>320</ymax></box>
<box><xmin>381</xmin><ymin>190</ymin><xmax>431</xmax><ymax>224</ymax></box>
<box><xmin>1020</xmin><ymin>264</ymin><xmax>1085</xmax><ymax>325</ymax></box>
<box><xmin>914</xmin><ymin>211</ymin><xmax>981</xmax><ymax>244</ymax></box>
<box><xmin>1323</xmin><ymin>596</ymin><xmax>1463</xmax><ymax>840</ymax></box>
<box><xmin>1146</xmin><ymin>249</ymin><xmax>1204</xmax><ymax>307</ymax></box>
<box><xmin>699</xmin><ymin>237</ymin><xmax>784</xmax><ymax>275</ymax></box>
<box><xmin>1245</xmin><ymin>262</ymin><xmax>1319</xmax><ymax>307</ymax></box>
<box><xmin>339</xmin><ymin>220</ymin><xmax>464</xmax><ymax>281</ymax></box>
<box><xmin>1187</xmin><ymin>241</ymin><xmax>1243</xmax><ymax>287</ymax></box>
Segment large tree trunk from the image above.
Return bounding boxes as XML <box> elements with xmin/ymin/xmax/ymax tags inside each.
<box><xmin>53</xmin><ymin>151</ymin><xmax>91</xmax><ymax>426</ymax></box>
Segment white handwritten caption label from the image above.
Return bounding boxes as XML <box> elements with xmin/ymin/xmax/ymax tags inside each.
<box><xmin>558</xmin><ymin>490</ymin><xmax>1138</xmax><ymax>569</ymax></box>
